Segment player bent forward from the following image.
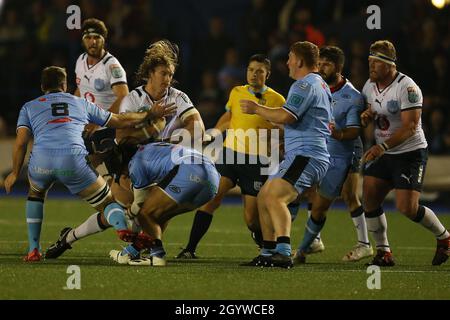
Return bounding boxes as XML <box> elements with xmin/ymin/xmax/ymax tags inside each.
<box><xmin>3</xmin><ymin>66</ymin><xmax>175</xmax><ymax>261</ymax></box>
<box><xmin>109</xmin><ymin>142</ymin><xmax>220</xmax><ymax>266</ymax></box>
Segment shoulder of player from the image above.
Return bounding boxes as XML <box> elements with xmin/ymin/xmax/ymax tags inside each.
<box><xmin>341</xmin><ymin>82</ymin><xmax>364</xmax><ymax>104</ymax></box>
<box><xmin>129</xmin><ymin>86</ymin><xmax>145</xmax><ymax>98</ymax></box>
<box><xmin>76</xmin><ymin>53</ymin><xmax>87</xmax><ymax>63</ymax></box>
<box><xmin>265</xmin><ymin>87</ymin><xmax>286</xmax><ymax>103</ymax></box>
<box><xmin>169</xmin><ymin>87</ymin><xmax>193</xmax><ymax>103</ymax></box>
<box><xmin>224</xmin><ymin>85</ymin><xmax>244</xmax><ymax>100</ymax></box>
<box><xmin>396</xmin><ymin>72</ymin><xmax>421</xmax><ymax>91</ymax></box>
<box><xmin>101</xmin><ymin>52</ymin><xmax>121</xmax><ymax>66</ymax></box>
<box><xmin>291</xmin><ymin>78</ymin><xmax>313</xmax><ymax>95</ymax></box>
<box><xmin>361</xmin><ymin>79</ymin><xmax>373</xmax><ymax>94</ymax></box>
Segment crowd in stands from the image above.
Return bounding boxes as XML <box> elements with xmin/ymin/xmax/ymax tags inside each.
<box><xmin>0</xmin><ymin>0</ymin><xmax>449</xmax><ymax>154</ymax></box>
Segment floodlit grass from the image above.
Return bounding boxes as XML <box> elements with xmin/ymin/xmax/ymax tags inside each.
<box><xmin>0</xmin><ymin>198</ymin><xmax>449</xmax><ymax>299</ymax></box>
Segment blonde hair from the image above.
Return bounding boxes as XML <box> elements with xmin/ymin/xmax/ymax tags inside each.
<box><xmin>136</xmin><ymin>40</ymin><xmax>179</xmax><ymax>83</ymax></box>
<box><xmin>370</xmin><ymin>40</ymin><xmax>397</xmax><ymax>62</ymax></box>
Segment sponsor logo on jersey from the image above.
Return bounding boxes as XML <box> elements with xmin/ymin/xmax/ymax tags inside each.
<box><xmin>253</xmin><ymin>181</ymin><xmax>263</xmax><ymax>191</ymax></box>
<box><xmin>386</xmin><ymin>100</ymin><xmax>399</xmax><ymax>114</ymax></box>
<box><xmin>376</xmin><ymin>114</ymin><xmax>390</xmax><ymax>131</ymax></box>
<box><xmin>168</xmin><ymin>185</ymin><xmax>181</xmax><ymax>193</ymax></box>
<box><xmin>110</xmin><ymin>64</ymin><xmax>123</xmax><ymax>79</ymax></box>
<box><xmin>407</xmin><ymin>86</ymin><xmax>419</xmax><ymax>103</ymax></box>
<box><xmin>94</xmin><ymin>78</ymin><xmax>105</xmax><ymax>91</ymax></box>
<box><xmin>288</xmin><ymin>94</ymin><xmax>304</xmax><ymax>106</ymax></box>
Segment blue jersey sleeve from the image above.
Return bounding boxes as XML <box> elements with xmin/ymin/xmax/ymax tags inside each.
<box><xmin>282</xmin><ymin>81</ymin><xmax>314</xmax><ymax>121</ymax></box>
<box><xmin>85</xmin><ymin>100</ymin><xmax>112</xmax><ymax>126</ymax></box>
<box><xmin>17</xmin><ymin>104</ymin><xmax>31</xmax><ymax>132</ymax></box>
<box><xmin>345</xmin><ymin>95</ymin><xmax>364</xmax><ymax>128</ymax></box>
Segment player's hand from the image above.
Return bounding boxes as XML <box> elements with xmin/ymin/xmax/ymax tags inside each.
<box><xmin>240</xmin><ymin>99</ymin><xmax>259</xmax><ymax>114</ymax></box>
<box><xmin>148</xmin><ymin>100</ymin><xmax>176</xmax><ymax>120</ymax></box>
<box><xmin>363</xmin><ymin>144</ymin><xmax>385</xmax><ymax>163</ymax></box>
<box><xmin>150</xmin><ymin>117</ymin><xmax>166</xmax><ymax>134</ymax></box>
<box><xmin>4</xmin><ymin>172</ymin><xmax>18</xmax><ymax>194</ymax></box>
<box><xmin>83</xmin><ymin>123</ymin><xmax>100</xmax><ymax>138</ymax></box>
<box><xmin>361</xmin><ymin>108</ymin><xmax>376</xmax><ymax>127</ymax></box>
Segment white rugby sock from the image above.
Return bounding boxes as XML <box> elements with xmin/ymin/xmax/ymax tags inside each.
<box><xmin>350</xmin><ymin>206</ymin><xmax>370</xmax><ymax>247</ymax></box>
<box><xmin>307</xmin><ymin>203</ymin><xmax>321</xmax><ymax>240</ymax></box>
<box><xmin>67</xmin><ymin>212</ymin><xmax>108</xmax><ymax>244</ymax></box>
<box><xmin>413</xmin><ymin>206</ymin><xmax>450</xmax><ymax>240</ymax></box>
<box><xmin>365</xmin><ymin>208</ymin><xmax>390</xmax><ymax>252</ymax></box>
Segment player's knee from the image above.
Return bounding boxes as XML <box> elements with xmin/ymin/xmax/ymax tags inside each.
<box><xmin>203</xmin><ymin>195</ymin><xmax>222</xmax><ymax>212</ymax></box>
<box><xmin>396</xmin><ymin>201</ymin><xmax>418</xmax><ymax>219</ymax></box>
<box><xmin>82</xmin><ymin>182</ymin><xmax>113</xmax><ymax>211</ymax></box>
<box><xmin>244</xmin><ymin>209</ymin><xmax>259</xmax><ymax>228</ymax></box>
<box><xmin>28</xmin><ymin>188</ymin><xmax>46</xmax><ymax>200</ymax></box>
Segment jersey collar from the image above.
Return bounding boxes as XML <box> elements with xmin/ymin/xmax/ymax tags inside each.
<box><xmin>330</xmin><ymin>78</ymin><xmax>346</xmax><ymax>93</ymax></box>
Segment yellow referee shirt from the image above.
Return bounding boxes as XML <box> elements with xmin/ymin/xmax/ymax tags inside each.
<box><xmin>224</xmin><ymin>85</ymin><xmax>285</xmax><ymax>156</ymax></box>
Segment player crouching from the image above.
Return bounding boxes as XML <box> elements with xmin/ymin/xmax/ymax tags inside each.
<box><xmin>109</xmin><ymin>142</ymin><xmax>220</xmax><ymax>266</ymax></box>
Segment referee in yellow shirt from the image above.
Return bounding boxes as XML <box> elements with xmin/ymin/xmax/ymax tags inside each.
<box><xmin>177</xmin><ymin>54</ymin><xmax>285</xmax><ymax>258</ymax></box>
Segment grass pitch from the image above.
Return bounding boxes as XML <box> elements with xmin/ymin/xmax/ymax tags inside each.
<box><xmin>0</xmin><ymin>197</ymin><xmax>449</xmax><ymax>300</ymax></box>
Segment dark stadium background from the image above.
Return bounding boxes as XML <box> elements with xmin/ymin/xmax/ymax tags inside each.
<box><xmin>0</xmin><ymin>0</ymin><xmax>449</xmax><ymax>154</ymax></box>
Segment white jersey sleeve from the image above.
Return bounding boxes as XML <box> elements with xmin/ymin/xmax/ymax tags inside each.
<box><xmin>399</xmin><ymin>77</ymin><xmax>423</xmax><ymax>110</ymax></box>
<box><xmin>361</xmin><ymin>79</ymin><xmax>371</xmax><ymax>110</ymax></box>
<box><xmin>119</xmin><ymin>90</ymin><xmax>140</xmax><ymax>113</ymax></box>
<box><xmin>104</xmin><ymin>56</ymin><xmax>127</xmax><ymax>87</ymax></box>
<box><xmin>174</xmin><ymin>90</ymin><xmax>195</xmax><ymax>120</ymax></box>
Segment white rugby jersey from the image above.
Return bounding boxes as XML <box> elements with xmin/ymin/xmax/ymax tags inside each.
<box><xmin>75</xmin><ymin>52</ymin><xmax>127</xmax><ymax>111</ymax></box>
<box><xmin>119</xmin><ymin>85</ymin><xmax>197</xmax><ymax>140</ymax></box>
<box><xmin>362</xmin><ymin>72</ymin><xmax>427</xmax><ymax>154</ymax></box>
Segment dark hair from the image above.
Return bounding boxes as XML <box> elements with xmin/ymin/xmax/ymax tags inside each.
<box><xmin>248</xmin><ymin>54</ymin><xmax>271</xmax><ymax>72</ymax></box>
<box><xmin>41</xmin><ymin>66</ymin><xmax>67</xmax><ymax>92</ymax></box>
<box><xmin>319</xmin><ymin>46</ymin><xmax>345</xmax><ymax>69</ymax></box>
<box><xmin>136</xmin><ymin>39</ymin><xmax>179</xmax><ymax>84</ymax></box>
<box><xmin>81</xmin><ymin>18</ymin><xmax>108</xmax><ymax>39</ymax></box>
<box><xmin>290</xmin><ymin>41</ymin><xmax>319</xmax><ymax>68</ymax></box>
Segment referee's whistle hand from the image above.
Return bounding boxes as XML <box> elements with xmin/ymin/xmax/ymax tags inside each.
<box><xmin>240</xmin><ymin>99</ymin><xmax>258</xmax><ymax>114</ymax></box>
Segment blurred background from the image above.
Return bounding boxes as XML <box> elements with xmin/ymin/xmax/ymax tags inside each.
<box><xmin>0</xmin><ymin>0</ymin><xmax>449</xmax><ymax>154</ymax></box>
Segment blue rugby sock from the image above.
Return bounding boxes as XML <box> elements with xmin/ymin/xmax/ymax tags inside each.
<box><xmin>298</xmin><ymin>217</ymin><xmax>326</xmax><ymax>253</ymax></box>
<box><xmin>121</xmin><ymin>244</ymin><xmax>140</xmax><ymax>258</ymax></box>
<box><xmin>260</xmin><ymin>241</ymin><xmax>277</xmax><ymax>256</ymax></box>
<box><xmin>276</xmin><ymin>236</ymin><xmax>291</xmax><ymax>257</ymax></box>
<box><xmin>26</xmin><ymin>197</ymin><xmax>44</xmax><ymax>253</ymax></box>
<box><xmin>150</xmin><ymin>239</ymin><xmax>166</xmax><ymax>258</ymax></box>
<box><xmin>104</xmin><ymin>203</ymin><xmax>128</xmax><ymax>230</ymax></box>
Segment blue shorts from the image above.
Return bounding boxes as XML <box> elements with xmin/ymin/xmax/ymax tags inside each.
<box><xmin>28</xmin><ymin>149</ymin><xmax>98</xmax><ymax>194</ymax></box>
<box><xmin>157</xmin><ymin>163</ymin><xmax>220</xmax><ymax>208</ymax></box>
<box><xmin>318</xmin><ymin>156</ymin><xmax>352</xmax><ymax>199</ymax></box>
<box><xmin>269</xmin><ymin>153</ymin><xmax>329</xmax><ymax>194</ymax></box>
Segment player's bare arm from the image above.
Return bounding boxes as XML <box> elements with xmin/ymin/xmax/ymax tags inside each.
<box><xmin>363</xmin><ymin>109</ymin><xmax>420</xmax><ymax>162</ymax></box>
<box><xmin>116</xmin><ymin>117</ymin><xmax>165</xmax><ymax>143</ymax></box>
<box><xmin>240</xmin><ymin>99</ymin><xmax>296</xmax><ymax>124</ymax></box>
<box><xmin>360</xmin><ymin>106</ymin><xmax>376</xmax><ymax>127</ymax></box>
<box><xmin>108</xmin><ymin>83</ymin><xmax>129</xmax><ymax>114</ymax></box>
<box><xmin>330</xmin><ymin>124</ymin><xmax>360</xmax><ymax>141</ymax></box>
<box><xmin>107</xmin><ymin>104</ymin><xmax>176</xmax><ymax>129</ymax></box>
<box><xmin>214</xmin><ymin>110</ymin><xmax>231</xmax><ymax>132</ymax></box>
<box><xmin>4</xmin><ymin>128</ymin><xmax>32</xmax><ymax>193</ymax></box>
<box><xmin>181</xmin><ymin>112</ymin><xmax>205</xmax><ymax>142</ymax></box>
<box><xmin>74</xmin><ymin>87</ymin><xmax>80</xmax><ymax>97</ymax></box>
